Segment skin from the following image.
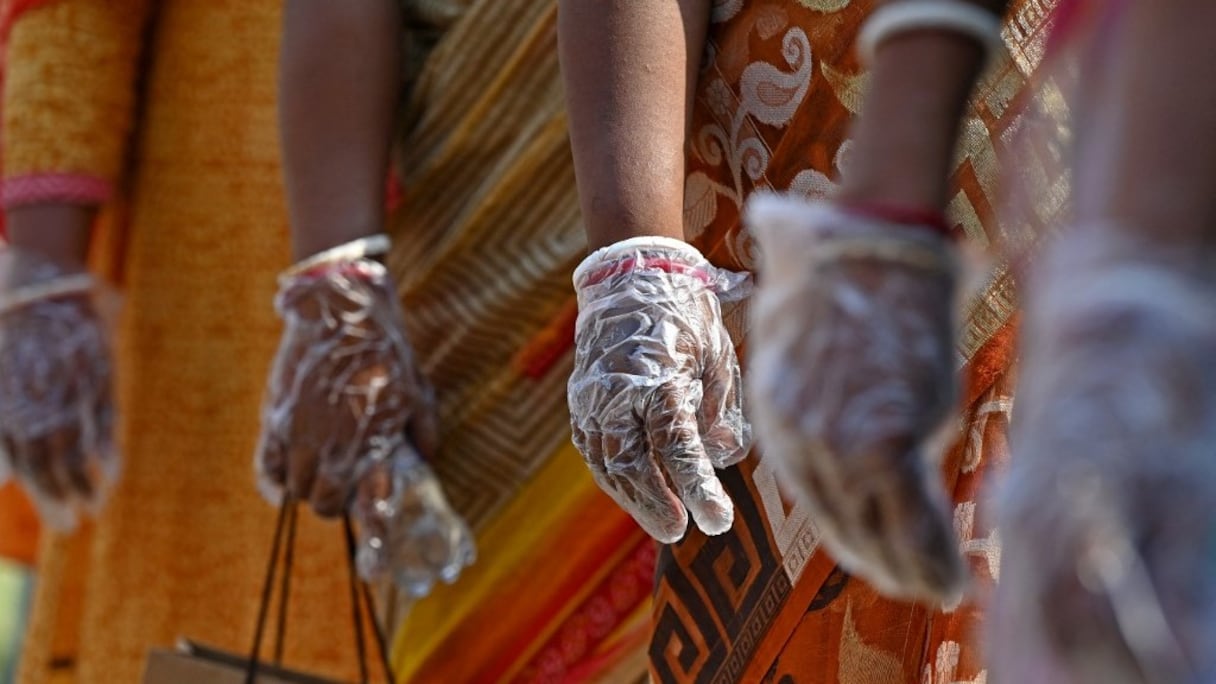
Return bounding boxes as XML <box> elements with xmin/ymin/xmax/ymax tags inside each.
<box><xmin>5</xmin><ymin>205</ymin><xmax>94</xmax><ymax>267</ymax></box>
<box><xmin>279</xmin><ymin>0</ymin><xmax>403</xmax><ymax>261</ymax></box>
<box><xmin>559</xmin><ymin>0</ymin><xmax>1009</xmax><ymax>596</ymax></box>
<box><xmin>836</xmin><ymin>13</ymin><xmax>1004</xmax><ymax>210</ymax></box>
<box><xmin>558</xmin><ymin>0</ymin><xmax>710</xmax><ymax>250</ymax></box>
<box><xmin>273</xmin><ymin>0</ymin><xmax>442</xmax><ymax>524</ymax></box>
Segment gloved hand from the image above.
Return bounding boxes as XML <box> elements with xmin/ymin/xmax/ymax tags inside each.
<box><xmin>0</xmin><ymin>247</ymin><xmax>117</xmax><ymax>530</ymax></box>
<box><xmin>744</xmin><ymin>194</ymin><xmax>965</xmax><ymax>603</ymax></box>
<box><xmin>255</xmin><ymin>236</ymin><xmax>474</xmax><ymax>588</ymax></box>
<box><xmin>568</xmin><ymin>236</ymin><xmax>751</xmax><ymax>544</ymax></box>
<box><xmin>992</xmin><ymin>231</ymin><xmax>1216</xmax><ymax>684</ymax></box>
<box><xmin>351</xmin><ymin>444</ymin><xmax>476</xmax><ymax>597</ymax></box>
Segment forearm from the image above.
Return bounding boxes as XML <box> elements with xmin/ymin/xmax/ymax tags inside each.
<box><xmin>837</xmin><ymin>0</ymin><xmax>1010</xmax><ymax>211</ymax></box>
<box><xmin>279</xmin><ymin>0</ymin><xmax>402</xmax><ymax>261</ymax></box>
<box><xmin>558</xmin><ymin>0</ymin><xmax>711</xmax><ymax>250</ymax></box>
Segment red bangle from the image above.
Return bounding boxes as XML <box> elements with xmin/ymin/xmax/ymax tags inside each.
<box><xmin>578</xmin><ymin>255</ymin><xmax>711</xmax><ymax>289</ymax></box>
<box><xmin>837</xmin><ymin>201</ymin><xmax>955</xmax><ymax>238</ymax></box>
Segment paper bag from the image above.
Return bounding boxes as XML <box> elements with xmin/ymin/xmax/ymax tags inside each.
<box><xmin>141</xmin><ymin>503</ymin><xmax>394</xmax><ymax>684</ymax></box>
<box><xmin>143</xmin><ymin>641</ymin><xmax>346</xmax><ymax>684</ymax></box>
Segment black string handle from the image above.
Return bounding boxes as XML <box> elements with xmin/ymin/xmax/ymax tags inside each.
<box><xmin>343</xmin><ymin>515</ymin><xmax>397</xmax><ymax>684</ymax></box>
<box><xmin>244</xmin><ymin>498</ymin><xmax>397</xmax><ymax>684</ymax></box>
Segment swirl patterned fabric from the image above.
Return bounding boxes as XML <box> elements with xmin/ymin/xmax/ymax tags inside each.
<box><xmin>656</xmin><ymin>1</ymin><xmax>1064</xmax><ymax>681</ymax></box>
<box><xmin>387</xmin><ymin>0</ymin><xmax>1069</xmax><ymax>682</ymax></box>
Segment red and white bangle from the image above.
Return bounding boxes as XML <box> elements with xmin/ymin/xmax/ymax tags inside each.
<box><xmin>573</xmin><ymin>236</ymin><xmax>711</xmax><ymax>290</ymax></box>
<box><xmin>857</xmin><ymin>0</ymin><xmax>1005</xmax><ymax>67</ymax></box>
<box><xmin>837</xmin><ymin>200</ymin><xmax>955</xmax><ymax>238</ymax></box>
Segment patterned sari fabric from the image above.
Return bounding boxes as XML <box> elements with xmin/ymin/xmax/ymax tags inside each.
<box><xmin>386</xmin><ymin>0</ymin><xmax>1068</xmax><ymax>682</ymax></box>
<box><xmin>654</xmin><ymin>1</ymin><xmax>1065</xmax><ymax>681</ymax></box>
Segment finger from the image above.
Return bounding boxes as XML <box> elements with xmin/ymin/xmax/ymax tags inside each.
<box><xmin>646</xmin><ymin>386</ymin><xmax>734</xmax><ymax>537</ymax></box>
<box><xmin>406</xmin><ymin>401</ymin><xmax>441</xmax><ymax>462</ymax></box>
<box><xmin>309</xmin><ymin>463</ymin><xmax>357</xmax><ymax>519</ymax></box>
<box><xmin>887</xmin><ymin>463</ymin><xmax>964</xmax><ymax>602</ymax></box>
<box><xmin>46</xmin><ymin>424</ymin><xmax>93</xmax><ymax>501</ymax></box>
<box><xmin>699</xmin><ymin>336</ymin><xmax>751</xmax><ymax>468</ymax></box>
<box><xmin>88</xmin><ymin>366</ymin><xmax>120</xmax><ymax>487</ymax></box>
<box><xmin>440</xmin><ymin>520</ymin><xmax>476</xmax><ymax>584</ymax></box>
<box><xmin>571</xmin><ymin>425</ymin><xmax>593</xmax><ymax>462</ymax></box>
<box><xmin>14</xmin><ymin>435</ymin><xmax>78</xmax><ymax>531</ymax></box>
<box><xmin>373</xmin><ymin>456</ymin><xmax>446</xmax><ymax>597</ymax></box>
<box><xmin>309</xmin><ymin>438</ymin><xmax>366</xmax><ymax>518</ymax></box>
<box><xmin>0</xmin><ymin>442</ymin><xmax>10</xmax><ymax>485</ymax></box>
<box><xmin>19</xmin><ymin>435</ymin><xmax>67</xmax><ymax>503</ymax></box>
<box><xmin>839</xmin><ymin>445</ymin><xmax>963</xmax><ymax>603</ymax></box>
<box><xmin>254</xmin><ymin>432</ymin><xmax>289</xmax><ymax>505</ymax></box>
<box><xmin>602</xmin><ymin>431</ymin><xmax>690</xmax><ymax>544</ymax></box>
<box><xmin>286</xmin><ymin>444</ymin><xmax>320</xmax><ymax>505</ymax></box>
<box><xmin>352</xmin><ymin>460</ymin><xmax>394</xmax><ymax>582</ymax></box>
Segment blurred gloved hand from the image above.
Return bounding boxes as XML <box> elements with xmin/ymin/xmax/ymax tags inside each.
<box><xmin>0</xmin><ymin>247</ymin><xmax>116</xmax><ymax>530</ymax></box>
<box><xmin>992</xmin><ymin>231</ymin><xmax>1216</xmax><ymax>684</ymax></box>
<box><xmin>745</xmin><ymin>194</ymin><xmax>964</xmax><ymax>603</ymax></box>
<box><xmin>351</xmin><ymin>445</ymin><xmax>475</xmax><ymax>597</ymax></box>
<box><xmin>255</xmin><ymin>236</ymin><xmax>473</xmax><ymax>589</ymax></box>
<box><xmin>568</xmin><ymin>236</ymin><xmax>751</xmax><ymax>544</ymax></box>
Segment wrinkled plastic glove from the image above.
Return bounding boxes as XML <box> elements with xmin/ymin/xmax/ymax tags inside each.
<box><xmin>992</xmin><ymin>231</ymin><xmax>1216</xmax><ymax>684</ymax></box>
<box><xmin>351</xmin><ymin>445</ymin><xmax>476</xmax><ymax>597</ymax></box>
<box><xmin>0</xmin><ymin>248</ymin><xmax>117</xmax><ymax>531</ymax></box>
<box><xmin>255</xmin><ymin>239</ymin><xmax>474</xmax><ymax>588</ymax></box>
<box><xmin>568</xmin><ymin>236</ymin><xmax>752</xmax><ymax>544</ymax></box>
<box><xmin>744</xmin><ymin>194</ymin><xmax>965</xmax><ymax>603</ymax></box>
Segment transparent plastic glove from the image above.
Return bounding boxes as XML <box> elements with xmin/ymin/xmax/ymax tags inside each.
<box><xmin>744</xmin><ymin>194</ymin><xmax>965</xmax><ymax>603</ymax></box>
<box><xmin>568</xmin><ymin>236</ymin><xmax>752</xmax><ymax>544</ymax></box>
<box><xmin>255</xmin><ymin>246</ymin><xmax>440</xmax><ymax>519</ymax></box>
<box><xmin>351</xmin><ymin>445</ymin><xmax>475</xmax><ymax>595</ymax></box>
<box><xmin>0</xmin><ymin>248</ymin><xmax>116</xmax><ymax>531</ymax></box>
<box><xmin>992</xmin><ymin>232</ymin><xmax>1216</xmax><ymax>684</ymax></box>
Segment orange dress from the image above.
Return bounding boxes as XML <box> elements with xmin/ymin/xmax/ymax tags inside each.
<box><xmin>5</xmin><ymin>3</ymin><xmax>360</xmax><ymax>682</ymax></box>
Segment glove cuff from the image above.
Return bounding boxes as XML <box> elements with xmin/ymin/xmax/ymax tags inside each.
<box><xmin>279</xmin><ymin>234</ymin><xmax>392</xmax><ymax>283</ymax></box>
<box><xmin>0</xmin><ymin>273</ymin><xmax>94</xmax><ymax>316</ymax></box>
<box><xmin>573</xmin><ymin>236</ymin><xmax>707</xmax><ymax>290</ymax></box>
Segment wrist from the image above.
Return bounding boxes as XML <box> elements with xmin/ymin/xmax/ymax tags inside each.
<box><xmin>280</xmin><ymin>234</ymin><xmax>392</xmax><ymax>282</ymax></box>
<box><xmin>573</xmin><ymin>236</ymin><xmax>708</xmax><ymax>290</ymax></box>
<box><xmin>4</xmin><ymin>204</ymin><xmax>97</xmax><ymax>269</ymax></box>
<box><xmin>289</xmin><ymin>214</ymin><xmax>385</xmax><ymax>263</ymax></box>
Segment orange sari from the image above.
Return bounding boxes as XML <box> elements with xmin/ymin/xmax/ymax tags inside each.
<box><xmin>645</xmin><ymin>1</ymin><xmax>1060</xmax><ymax>681</ymax></box>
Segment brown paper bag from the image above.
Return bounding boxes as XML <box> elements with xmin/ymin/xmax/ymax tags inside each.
<box><xmin>141</xmin><ymin>503</ymin><xmax>394</xmax><ymax>684</ymax></box>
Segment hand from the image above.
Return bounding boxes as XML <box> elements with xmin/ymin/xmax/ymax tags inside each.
<box><xmin>255</xmin><ymin>251</ymin><xmax>439</xmax><ymax>518</ymax></box>
<box><xmin>567</xmin><ymin>237</ymin><xmax>751</xmax><ymax>544</ymax></box>
<box><xmin>0</xmin><ymin>248</ymin><xmax>116</xmax><ymax>530</ymax></box>
<box><xmin>744</xmin><ymin>194</ymin><xmax>964</xmax><ymax>603</ymax></box>
<box><xmin>992</xmin><ymin>234</ymin><xmax>1216</xmax><ymax>684</ymax></box>
<box><xmin>351</xmin><ymin>445</ymin><xmax>475</xmax><ymax>595</ymax></box>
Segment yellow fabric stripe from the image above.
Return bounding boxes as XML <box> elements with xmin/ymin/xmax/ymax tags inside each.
<box><xmin>391</xmin><ymin>442</ymin><xmax>597</xmax><ymax>677</ymax></box>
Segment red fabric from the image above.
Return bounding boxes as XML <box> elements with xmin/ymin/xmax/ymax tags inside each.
<box><xmin>0</xmin><ymin>482</ymin><xmax>38</xmax><ymax>566</ymax></box>
<box><xmin>3</xmin><ymin>173</ymin><xmax>112</xmax><ymax>208</ymax></box>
